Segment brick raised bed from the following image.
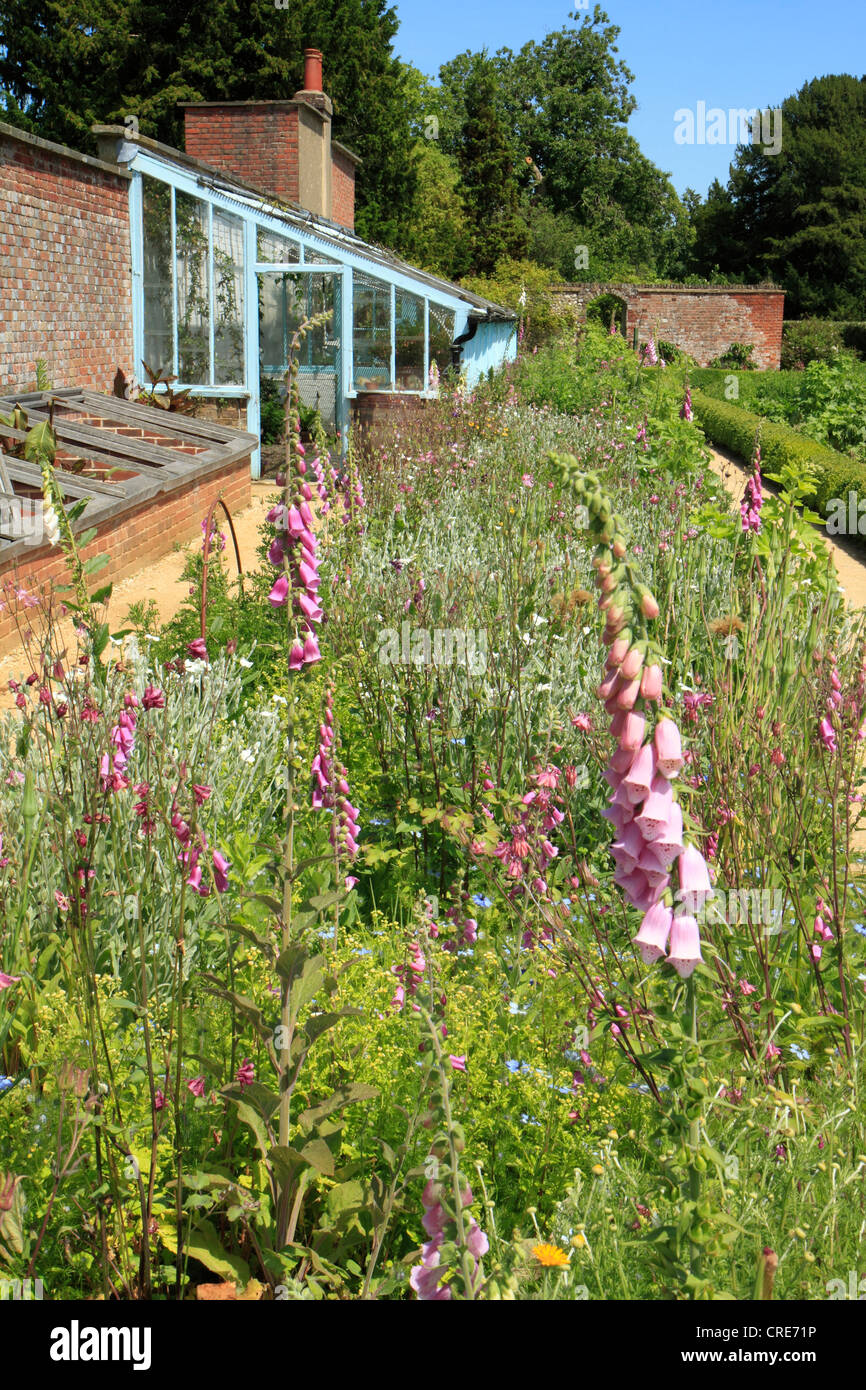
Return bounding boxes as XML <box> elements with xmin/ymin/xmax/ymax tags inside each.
<box><xmin>0</xmin><ymin>390</ymin><xmax>254</xmax><ymax>653</ymax></box>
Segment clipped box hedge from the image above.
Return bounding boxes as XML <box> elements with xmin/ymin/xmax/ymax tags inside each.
<box><xmin>691</xmin><ymin>389</ymin><xmax>866</xmax><ymax>517</ymax></box>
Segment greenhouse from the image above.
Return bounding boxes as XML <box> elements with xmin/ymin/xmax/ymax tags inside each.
<box><xmin>93</xmin><ymin>125</ymin><xmax>516</xmax><ymax>475</ymax></box>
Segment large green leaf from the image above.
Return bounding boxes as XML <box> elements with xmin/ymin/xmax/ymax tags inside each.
<box><xmin>297</xmin><ymin>1083</ymin><xmax>379</xmax><ymax>1133</ymax></box>
<box><xmin>24</xmin><ymin>421</ymin><xmax>55</xmax><ymax>462</ymax></box>
<box><xmin>158</xmin><ymin>1218</ymin><xmax>250</xmax><ymax>1286</ymax></box>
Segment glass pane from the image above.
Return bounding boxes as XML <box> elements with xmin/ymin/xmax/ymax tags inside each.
<box><xmin>353</xmin><ymin>271</ymin><xmax>392</xmax><ymax>391</ymax></box>
<box><xmin>304</xmin><ymin>245</ymin><xmax>339</xmax><ymax>265</ymax></box>
<box><xmin>213</xmin><ymin>208</ymin><xmax>245</xmax><ymax>385</ymax></box>
<box><xmin>395</xmin><ymin>289</ymin><xmax>425</xmax><ymax>390</ymax></box>
<box><xmin>257</xmin><ymin>226</ymin><xmax>300</xmax><ymax>264</ymax></box>
<box><xmin>259</xmin><ymin>271</ymin><xmax>341</xmax><ymax>433</ymax></box>
<box><xmin>259</xmin><ymin>272</ymin><xmax>307</xmax><ymax>373</ymax></box>
<box><xmin>142</xmin><ymin>176</ymin><xmax>173</xmax><ymax>376</ymax></box>
<box><xmin>175</xmin><ymin>190</ymin><xmax>210</xmax><ymax>383</ymax></box>
<box><xmin>428</xmin><ymin>302</ymin><xmax>455</xmax><ymax>384</ymax></box>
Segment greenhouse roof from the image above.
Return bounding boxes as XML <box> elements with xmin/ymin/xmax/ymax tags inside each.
<box><xmin>92</xmin><ymin>126</ymin><xmax>516</xmax><ymax>323</ymax></box>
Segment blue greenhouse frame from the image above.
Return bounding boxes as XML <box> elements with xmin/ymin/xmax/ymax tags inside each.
<box><xmin>108</xmin><ymin>132</ymin><xmax>517</xmax><ymax>475</ymax></box>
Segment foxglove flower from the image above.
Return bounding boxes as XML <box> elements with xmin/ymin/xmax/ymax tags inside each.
<box><xmin>666</xmin><ymin>912</ymin><xmax>703</xmax><ymax>978</ymax></box>
<box><xmin>633</xmin><ymin>903</ymin><xmax>673</xmax><ymax>965</ymax></box>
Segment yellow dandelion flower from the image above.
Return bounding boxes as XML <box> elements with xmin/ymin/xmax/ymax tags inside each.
<box><xmin>532</xmin><ymin>1243</ymin><xmax>570</xmax><ymax>1268</ymax></box>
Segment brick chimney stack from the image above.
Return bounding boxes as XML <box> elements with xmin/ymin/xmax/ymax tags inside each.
<box><xmin>181</xmin><ymin>48</ymin><xmax>358</xmax><ymax>228</ymax></box>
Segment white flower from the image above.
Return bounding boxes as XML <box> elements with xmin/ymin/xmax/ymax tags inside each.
<box><xmin>42</xmin><ymin>503</ymin><xmax>61</xmax><ymax>546</ymax></box>
<box><xmin>238</xmin><ymin>657</ymin><xmax>253</xmax><ymax>669</ymax></box>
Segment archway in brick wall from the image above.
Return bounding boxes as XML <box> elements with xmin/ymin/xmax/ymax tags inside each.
<box><xmin>585</xmin><ymin>291</ymin><xmax>630</xmax><ymax>338</ymax></box>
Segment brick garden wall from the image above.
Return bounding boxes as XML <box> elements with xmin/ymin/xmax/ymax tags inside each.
<box><xmin>551</xmin><ymin>284</ymin><xmax>786</xmax><ymax>370</ymax></box>
<box><xmin>0</xmin><ymin>455</ymin><xmax>251</xmax><ymax>653</ymax></box>
<box><xmin>0</xmin><ymin>124</ymin><xmax>134</xmax><ymax>393</ymax></box>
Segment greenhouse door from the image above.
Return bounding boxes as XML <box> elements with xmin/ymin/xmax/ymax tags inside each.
<box><xmin>258</xmin><ymin>270</ymin><xmax>343</xmax><ymax>436</ymax></box>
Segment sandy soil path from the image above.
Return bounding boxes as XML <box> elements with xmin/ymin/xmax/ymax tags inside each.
<box><xmin>705</xmin><ymin>443</ymin><xmax>866</xmax><ymax>609</ymax></box>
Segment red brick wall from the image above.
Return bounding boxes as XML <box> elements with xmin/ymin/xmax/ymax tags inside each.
<box><xmin>0</xmin><ymin>129</ymin><xmax>134</xmax><ymax>392</ymax></box>
<box><xmin>184</xmin><ymin>105</ymin><xmax>300</xmax><ymax>205</ymax></box>
<box><xmin>331</xmin><ymin>147</ymin><xmax>355</xmax><ymax>231</ymax></box>
<box><xmin>0</xmin><ymin>456</ymin><xmax>251</xmax><ymax>653</ymax></box>
<box><xmin>551</xmin><ymin>285</ymin><xmax>786</xmax><ymax>369</ymax></box>
<box><xmin>627</xmin><ymin>289</ymin><xmax>785</xmax><ymax>370</ymax></box>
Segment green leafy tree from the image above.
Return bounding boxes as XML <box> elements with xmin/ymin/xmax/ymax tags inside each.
<box><xmin>439</xmin><ymin>6</ymin><xmax>685</xmax><ymax>282</ymax></box>
<box><xmin>457</xmin><ymin>61</ymin><xmax>528</xmax><ymax>275</ymax></box>
<box><xmin>402</xmin><ymin>141</ymin><xmax>470</xmax><ymax>280</ymax></box>
<box><xmin>0</xmin><ymin>0</ymin><xmax>416</xmax><ymax>247</ymax></box>
<box><xmin>690</xmin><ymin>75</ymin><xmax>866</xmax><ymax>317</ymax></box>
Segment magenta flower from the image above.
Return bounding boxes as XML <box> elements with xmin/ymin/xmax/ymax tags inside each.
<box><xmin>818</xmin><ymin>717</ymin><xmax>836</xmax><ymax>752</ymax></box>
<box><xmin>268</xmin><ymin>573</ymin><xmax>290</xmax><ymax>608</ymax></box>
<box><xmin>212</xmin><ymin>850</ymin><xmax>230</xmax><ymax>894</ymax></box>
<box><xmin>677</xmin><ymin>844</ymin><xmax>713</xmax><ymax>915</ymax></box>
<box><xmin>639</xmin><ymin>664</ymin><xmax>662</xmax><ymax>701</ymax></box>
<box><xmin>187</xmin><ymin>1076</ymin><xmax>206</xmax><ymax>1098</ymax></box>
<box><xmin>622</xmin><ymin>743</ymin><xmax>655</xmax><ymax>804</ymax></box>
<box><xmin>0</xmin><ymin>972</ymin><xmax>21</xmax><ymax>990</ymax></box>
<box><xmin>142</xmin><ymin>685</ymin><xmax>165</xmax><ymax>710</ymax></box>
<box><xmin>154</xmin><ymin>1089</ymin><xmax>165</xmax><ymax>1111</ymax></box>
<box><xmin>236</xmin><ymin>1059</ymin><xmax>255</xmax><ymax>1089</ymax></box>
<box><xmin>449</xmin><ymin>1054</ymin><xmax>466</xmax><ymax>1072</ymax></box>
<box><xmin>187</xmin><ymin>638</ymin><xmax>208</xmax><ymax>661</ymax></box>
<box><xmin>654</xmin><ymin>718</ymin><xmax>684</xmax><ymax>779</ymax></box>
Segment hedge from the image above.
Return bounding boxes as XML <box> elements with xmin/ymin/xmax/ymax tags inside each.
<box><xmin>691</xmin><ymin>389</ymin><xmax>866</xmax><ymax>517</ymax></box>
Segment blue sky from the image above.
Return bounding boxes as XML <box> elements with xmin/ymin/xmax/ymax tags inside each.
<box><xmin>393</xmin><ymin>0</ymin><xmax>866</xmax><ymax>197</ymax></box>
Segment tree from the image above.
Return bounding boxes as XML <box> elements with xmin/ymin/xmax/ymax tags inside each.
<box><xmin>439</xmin><ymin>6</ymin><xmax>684</xmax><ymax>281</ymax></box>
<box><xmin>402</xmin><ymin>141</ymin><xmax>470</xmax><ymax>280</ymax></box>
<box><xmin>0</xmin><ymin>0</ymin><xmax>417</xmax><ymax>247</ymax></box>
<box><xmin>690</xmin><ymin>75</ymin><xmax>866</xmax><ymax>317</ymax></box>
<box><xmin>457</xmin><ymin>60</ymin><xmax>528</xmax><ymax>275</ymax></box>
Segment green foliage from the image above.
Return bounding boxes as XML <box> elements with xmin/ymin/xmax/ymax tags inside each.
<box><xmin>690</xmin><ymin>75</ymin><xmax>866</xmax><ymax>319</ymax></box>
<box><xmin>401</xmin><ymin>141</ymin><xmax>470</xmax><ymax>280</ymax></box>
<box><xmin>707</xmin><ymin>343</ymin><xmax>757</xmax><ymax>371</ymax></box>
<box><xmin>437</xmin><ymin>6</ymin><xmax>691</xmax><ymax>283</ymax></box>
<box><xmin>456</xmin><ymin>61</ymin><xmax>528</xmax><ymax>274</ymax></box>
<box><xmin>782</xmin><ymin>319</ymin><xmax>866</xmax><ymax>368</ymax></box>
<box><xmin>459</xmin><ymin>259</ymin><xmax>568</xmax><ymax>350</ymax></box>
<box><xmin>259</xmin><ymin>376</ymin><xmax>286</xmax><ymax>447</ymax></box>
<box><xmin>0</xmin><ymin>0</ymin><xmax>416</xmax><ymax>249</ymax></box>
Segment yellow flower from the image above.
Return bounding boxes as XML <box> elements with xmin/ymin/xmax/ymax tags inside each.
<box><xmin>532</xmin><ymin>1243</ymin><xmax>570</xmax><ymax>1268</ymax></box>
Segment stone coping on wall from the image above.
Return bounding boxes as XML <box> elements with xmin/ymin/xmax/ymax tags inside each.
<box><xmin>550</xmin><ymin>283</ymin><xmax>784</xmax><ymax>295</ymax></box>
